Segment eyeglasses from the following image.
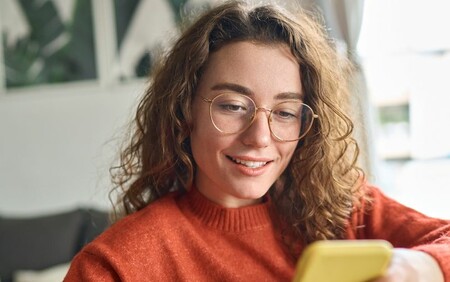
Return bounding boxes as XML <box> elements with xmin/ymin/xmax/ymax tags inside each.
<box><xmin>201</xmin><ymin>93</ymin><xmax>318</xmax><ymax>142</ymax></box>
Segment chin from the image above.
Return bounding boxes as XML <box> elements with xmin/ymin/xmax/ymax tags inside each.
<box><xmin>232</xmin><ymin>186</ymin><xmax>271</xmax><ymax>201</ymax></box>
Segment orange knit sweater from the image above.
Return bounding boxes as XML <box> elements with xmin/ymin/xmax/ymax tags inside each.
<box><xmin>64</xmin><ymin>185</ymin><xmax>450</xmax><ymax>281</ymax></box>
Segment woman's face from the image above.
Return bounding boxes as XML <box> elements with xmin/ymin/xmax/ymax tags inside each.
<box><xmin>190</xmin><ymin>41</ymin><xmax>301</xmax><ymax>208</ymax></box>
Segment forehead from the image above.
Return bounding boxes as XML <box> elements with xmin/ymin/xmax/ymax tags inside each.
<box><xmin>197</xmin><ymin>41</ymin><xmax>302</xmax><ymax>100</ymax></box>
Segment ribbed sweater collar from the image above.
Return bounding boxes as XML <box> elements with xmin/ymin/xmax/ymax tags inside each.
<box><xmin>180</xmin><ymin>187</ymin><xmax>272</xmax><ymax>232</ymax></box>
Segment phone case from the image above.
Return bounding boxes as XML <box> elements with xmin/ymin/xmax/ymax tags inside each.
<box><xmin>292</xmin><ymin>240</ymin><xmax>393</xmax><ymax>282</ymax></box>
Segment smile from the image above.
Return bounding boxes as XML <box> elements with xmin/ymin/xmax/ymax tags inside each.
<box><xmin>228</xmin><ymin>156</ymin><xmax>269</xmax><ymax>168</ymax></box>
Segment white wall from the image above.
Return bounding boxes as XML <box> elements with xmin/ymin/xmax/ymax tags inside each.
<box><xmin>0</xmin><ymin>82</ymin><xmax>145</xmax><ymax>216</ymax></box>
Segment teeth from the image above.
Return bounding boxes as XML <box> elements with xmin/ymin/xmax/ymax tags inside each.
<box><xmin>231</xmin><ymin>157</ymin><xmax>267</xmax><ymax>168</ymax></box>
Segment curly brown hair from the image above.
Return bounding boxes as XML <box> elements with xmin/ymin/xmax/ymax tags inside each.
<box><xmin>110</xmin><ymin>0</ymin><xmax>365</xmax><ymax>255</ymax></box>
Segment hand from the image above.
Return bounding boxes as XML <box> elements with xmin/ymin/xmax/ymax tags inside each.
<box><xmin>372</xmin><ymin>248</ymin><xmax>444</xmax><ymax>282</ymax></box>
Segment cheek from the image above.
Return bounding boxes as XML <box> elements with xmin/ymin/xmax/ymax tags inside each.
<box><xmin>191</xmin><ymin>107</ymin><xmax>215</xmax><ymax>142</ymax></box>
<box><xmin>190</xmin><ymin>119</ymin><xmax>237</xmax><ymax>167</ymax></box>
<box><xmin>191</xmin><ymin>126</ymin><xmax>231</xmax><ymax>154</ymax></box>
<box><xmin>280</xmin><ymin>142</ymin><xmax>299</xmax><ymax>163</ymax></box>
<box><xmin>190</xmin><ymin>108</ymin><xmax>221</xmax><ymax>158</ymax></box>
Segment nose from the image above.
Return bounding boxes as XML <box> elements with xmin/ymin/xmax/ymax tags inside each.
<box><xmin>241</xmin><ymin>109</ymin><xmax>271</xmax><ymax>148</ymax></box>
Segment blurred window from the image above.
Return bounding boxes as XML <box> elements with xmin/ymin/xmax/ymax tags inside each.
<box><xmin>1</xmin><ymin>0</ymin><xmax>97</xmax><ymax>89</ymax></box>
<box><xmin>358</xmin><ymin>0</ymin><xmax>450</xmax><ymax>218</ymax></box>
<box><xmin>358</xmin><ymin>0</ymin><xmax>450</xmax><ymax>161</ymax></box>
<box><xmin>0</xmin><ymin>0</ymin><xmax>205</xmax><ymax>90</ymax></box>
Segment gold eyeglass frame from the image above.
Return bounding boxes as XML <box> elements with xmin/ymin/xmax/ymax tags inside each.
<box><xmin>201</xmin><ymin>93</ymin><xmax>318</xmax><ymax>142</ymax></box>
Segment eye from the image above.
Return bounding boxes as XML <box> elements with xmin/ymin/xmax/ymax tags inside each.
<box><xmin>278</xmin><ymin>110</ymin><xmax>296</xmax><ymax>118</ymax></box>
<box><xmin>219</xmin><ymin>103</ymin><xmax>247</xmax><ymax>112</ymax></box>
<box><xmin>214</xmin><ymin>98</ymin><xmax>251</xmax><ymax>115</ymax></box>
<box><xmin>273</xmin><ymin>109</ymin><xmax>298</xmax><ymax>120</ymax></box>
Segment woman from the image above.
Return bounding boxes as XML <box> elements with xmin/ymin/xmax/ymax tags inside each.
<box><xmin>65</xmin><ymin>1</ymin><xmax>449</xmax><ymax>281</ymax></box>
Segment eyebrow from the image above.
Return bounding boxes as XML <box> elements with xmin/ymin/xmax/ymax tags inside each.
<box><xmin>211</xmin><ymin>83</ymin><xmax>303</xmax><ymax>100</ymax></box>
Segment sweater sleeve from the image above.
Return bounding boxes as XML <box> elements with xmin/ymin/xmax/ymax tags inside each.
<box><xmin>353</xmin><ymin>185</ymin><xmax>450</xmax><ymax>280</ymax></box>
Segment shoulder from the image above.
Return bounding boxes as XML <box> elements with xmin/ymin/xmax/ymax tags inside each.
<box><xmin>355</xmin><ymin>181</ymin><xmax>392</xmax><ymax>209</ymax></box>
<box><xmin>358</xmin><ymin>182</ymin><xmax>407</xmax><ymax>210</ymax></box>
<box><xmin>348</xmin><ymin>182</ymin><xmax>399</xmax><ymax>237</ymax></box>
<box><xmin>82</xmin><ymin>192</ymin><xmax>185</xmax><ymax>256</ymax></box>
<box><xmin>113</xmin><ymin>192</ymin><xmax>182</xmax><ymax>230</ymax></box>
<box><xmin>67</xmin><ymin>193</ymin><xmax>194</xmax><ymax>279</ymax></box>
<box><xmin>353</xmin><ymin>182</ymin><xmax>403</xmax><ymax>218</ymax></box>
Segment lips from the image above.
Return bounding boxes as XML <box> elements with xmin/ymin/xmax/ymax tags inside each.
<box><xmin>227</xmin><ymin>156</ymin><xmax>272</xmax><ymax>168</ymax></box>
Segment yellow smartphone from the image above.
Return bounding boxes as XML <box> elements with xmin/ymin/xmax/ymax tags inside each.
<box><xmin>292</xmin><ymin>240</ymin><xmax>393</xmax><ymax>282</ymax></box>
